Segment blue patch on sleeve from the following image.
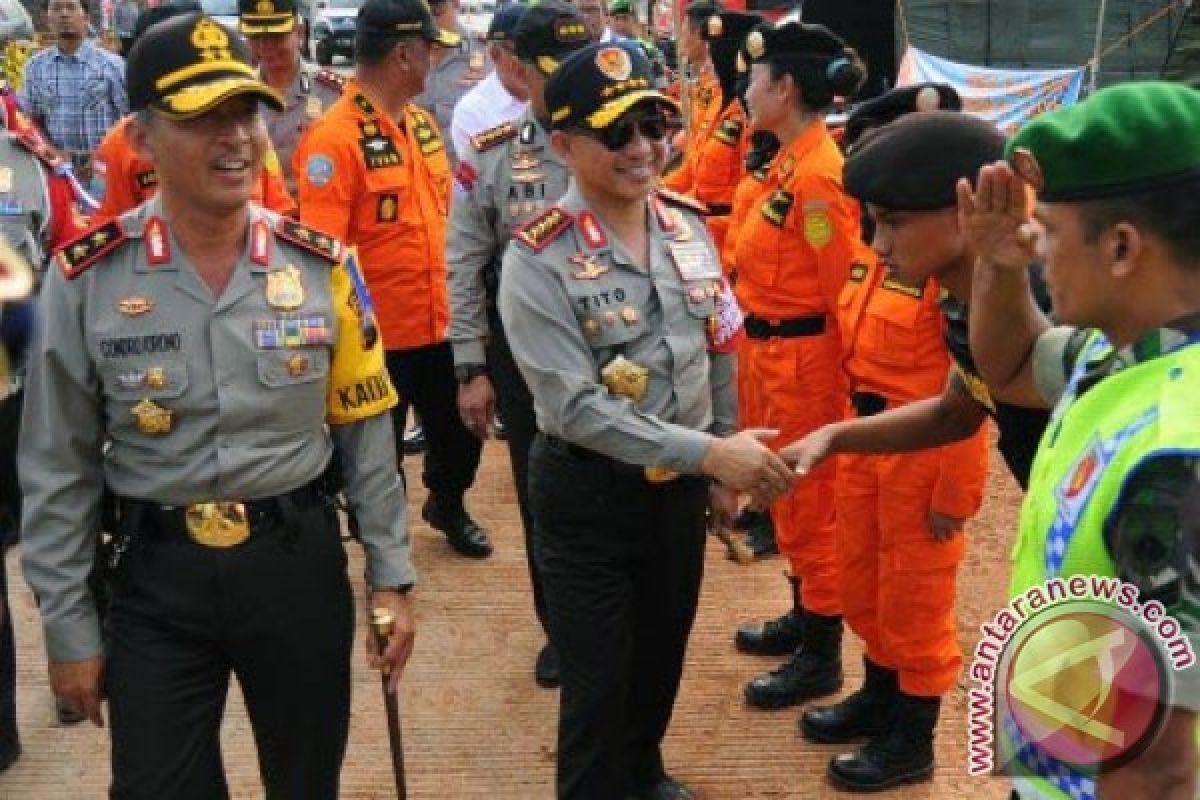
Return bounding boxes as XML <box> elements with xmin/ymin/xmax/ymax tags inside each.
<box><xmin>305</xmin><ymin>154</ymin><xmax>335</xmax><ymax>188</ymax></box>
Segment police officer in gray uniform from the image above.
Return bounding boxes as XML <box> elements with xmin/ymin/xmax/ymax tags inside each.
<box><xmin>499</xmin><ymin>41</ymin><xmax>793</xmax><ymax>800</ymax></box>
<box><xmin>447</xmin><ymin>0</ymin><xmax>589</xmax><ymax>691</ymax></box>
<box><xmin>239</xmin><ymin>0</ymin><xmax>341</xmax><ymax>195</ymax></box>
<box><xmin>19</xmin><ymin>14</ymin><xmax>415</xmax><ymax>799</ymax></box>
<box><xmin>413</xmin><ymin>0</ymin><xmax>487</xmax><ymax>165</ymax></box>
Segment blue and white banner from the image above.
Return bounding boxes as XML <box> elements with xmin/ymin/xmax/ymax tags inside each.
<box><xmin>897</xmin><ymin>47</ymin><xmax>1086</xmax><ymax>134</ymax></box>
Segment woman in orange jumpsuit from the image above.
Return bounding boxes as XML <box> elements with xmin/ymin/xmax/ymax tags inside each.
<box><xmin>728</xmin><ymin>21</ymin><xmax>867</xmax><ymax>710</ymax></box>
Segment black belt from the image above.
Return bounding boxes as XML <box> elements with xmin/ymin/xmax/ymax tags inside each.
<box><xmin>744</xmin><ymin>314</ymin><xmax>826</xmax><ymax>340</ymax></box>
<box><xmin>541</xmin><ymin>433</ymin><xmax>605</xmax><ymax>462</ymax></box>
<box><xmin>851</xmin><ymin>391</ymin><xmax>888</xmax><ymax>417</ymax></box>
<box><xmin>538</xmin><ymin>433</ymin><xmax>692</xmax><ymax>485</ymax></box>
<box><xmin>115</xmin><ymin>472</ymin><xmax>333</xmax><ymax>542</ymax></box>
<box><xmin>708</xmin><ymin>203</ymin><xmax>732</xmax><ymax>216</ymax></box>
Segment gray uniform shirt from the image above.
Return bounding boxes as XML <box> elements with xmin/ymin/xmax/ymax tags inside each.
<box><xmin>20</xmin><ymin>198</ymin><xmax>414</xmax><ymax>664</ymax></box>
<box><xmin>412</xmin><ymin>26</ymin><xmax>486</xmax><ymax>167</ymax></box>
<box><xmin>0</xmin><ymin>132</ymin><xmax>53</xmax><ymax>270</ymax></box>
<box><xmin>264</xmin><ymin>66</ymin><xmax>341</xmax><ymax>197</ymax></box>
<box><xmin>498</xmin><ymin>184</ymin><xmax>737</xmax><ymax>472</ymax></box>
<box><xmin>447</xmin><ymin>112</ymin><xmax>569</xmax><ymax>367</ymax></box>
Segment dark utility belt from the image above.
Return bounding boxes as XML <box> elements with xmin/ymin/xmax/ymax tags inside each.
<box><xmin>114</xmin><ymin>472</ymin><xmax>334</xmax><ymax>549</ymax></box>
<box><xmin>851</xmin><ymin>391</ymin><xmax>888</xmax><ymax>418</ymax></box>
<box><xmin>707</xmin><ymin>203</ymin><xmax>733</xmax><ymax>216</ymax></box>
<box><xmin>744</xmin><ymin>314</ymin><xmax>827</xmax><ymax>340</ymax></box>
<box><xmin>539</xmin><ymin>433</ymin><xmax>685</xmax><ymax>485</ymax></box>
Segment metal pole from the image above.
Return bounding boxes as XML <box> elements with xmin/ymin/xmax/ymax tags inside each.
<box><xmin>1090</xmin><ymin>0</ymin><xmax>1110</xmax><ymax>93</ymax></box>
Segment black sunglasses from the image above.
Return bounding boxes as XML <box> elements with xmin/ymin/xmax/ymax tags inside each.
<box><xmin>577</xmin><ymin>112</ymin><xmax>675</xmax><ymax>151</ymax></box>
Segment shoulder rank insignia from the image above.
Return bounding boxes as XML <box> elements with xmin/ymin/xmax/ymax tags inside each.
<box><xmin>471</xmin><ymin>122</ymin><xmax>518</xmax><ymax>153</ymax></box>
<box><xmin>881</xmin><ymin>277</ymin><xmax>924</xmax><ymax>299</ymax></box>
<box><xmin>353</xmin><ymin>93</ymin><xmax>376</xmax><ymax>116</ymax></box>
<box><xmin>654</xmin><ymin>187</ymin><xmax>709</xmax><ymax>216</ymax></box>
<box><xmin>848</xmin><ymin>263</ymin><xmax>868</xmax><ymax>283</ymax></box>
<box><xmin>314</xmin><ymin>68</ymin><xmax>346</xmax><ymax>93</ymax></box>
<box><xmin>514</xmin><ymin>207</ymin><xmax>572</xmax><ymax>253</ymax></box>
<box><xmin>55</xmin><ymin>220</ymin><xmax>126</xmax><ymax>279</ymax></box>
<box><xmin>276</xmin><ymin>219</ymin><xmax>342</xmax><ymax>263</ymax></box>
<box><xmin>714</xmin><ymin>117</ymin><xmax>743</xmax><ymax>146</ymax></box>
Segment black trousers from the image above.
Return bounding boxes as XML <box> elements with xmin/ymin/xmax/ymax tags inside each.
<box><xmin>385</xmin><ymin>342</ymin><xmax>483</xmax><ymax>511</ymax></box>
<box><xmin>0</xmin><ymin>389</ymin><xmax>21</xmax><ymax>753</ymax></box>
<box><xmin>530</xmin><ymin>435</ymin><xmax>708</xmax><ymax>800</ymax></box>
<box><xmin>106</xmin><ymin>500</ymin><xmax>353</xmax><ymax>800</ymax></box>
<box><xmin>486</xmin><ymin>306</ymin><xmax>547</xmax><ymax>633</ymax></box>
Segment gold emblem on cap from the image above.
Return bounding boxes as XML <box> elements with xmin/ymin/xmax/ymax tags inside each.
<box><xmin>117</xmin><ymin>295</ymin><xmax>154</xmax><ymax>316</ymax></box>
<box><xmin>706</xmin><ymin>15</ymin><xmax>722</xmax><ymax>37</ymax></box>
<box><xmin>595</xmin><ymin>46</ymin><xmax>633</xmax><ymax>81</ymax></box>
<box><xmin>131</xmin><ymin>398</ymin><xmax>173</xmax><ymax>435</ymax></box>
<box><xmin>192</xmin><ymin>17</ymin><xmax>233</xmax><ymax>61</ymax></box>
<box><xmin>266</xmin><ymin>264</ymin><xmax>305</xmax><ymax>310</ymax></box>
<box><xmin>746</xmin><ymin>30</ymin><xmax>765</xmax><ymax>60</ymax></box>
<box><xmin>145</xmin><ymin>367</ymin><xmax>168</xmax><ymax>390</ymax></box>
<box><xmin>255</xmin><ymin>0</ymin><xmax>275</xmax><ymax>13</ymax></box>
<box><xmin>914</xmin><ymin>86</ymin><xmax>941</xmax><ymax>113</ymax></box>
<box><xmin>1011</xmin><ymin>147</ymin><xmax>1045</xmax><ymax>193</ymax></box>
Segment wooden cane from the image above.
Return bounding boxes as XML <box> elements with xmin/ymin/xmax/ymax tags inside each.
<box><xmin>370</xmin><ymin>608</ymin><xmax>408</xmax><ymax>800</ymax></box>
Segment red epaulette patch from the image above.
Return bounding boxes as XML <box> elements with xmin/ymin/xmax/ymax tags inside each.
<box><xmin>14</xmin><ymin>128</ymin><xmax>63</xmax><ymax>169</ymax></box>
<box><xmin>654</xmin><ymin>187</ymin><xmax>709</xmax><ymax>216</ymax></box>
<box><xmin>314</xmin><ymin>69</ymin><xmax>346</xmax><ymax>93</ymax></box>
<box><xmin>276</xmin><ymin>219</ymin><xmax>342</xmax><ymax>263</ymax></box>
<box><xmin>55</xmin><ymin>220</ymin><xmax>125</xmax><ymax>279</ymax></box>
<box><xmin>514</xmin><ymin>207</ymin><xmax>572</xmax><ymax>253</ymax></box>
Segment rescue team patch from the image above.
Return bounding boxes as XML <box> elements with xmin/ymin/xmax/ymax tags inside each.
<box><xmin>714</xmin><ymin>117</ymin><xmax>743</xmax><ymax>146</ymax></box>
<box><xmin>514</xmin><ymin>207</ymin><xmax>572</xmax><ymax>252</ymax></box>
<box><xmin>57</xmin><ymin>220</ymin><xmax>126</xmax><ymax>279</ymax></box>
<box><xmin>848</xmin><ymin>263</ymin><xmax>868</xmax><ymax>283</ymax></box>
<box><xmin>305</xmin><ymin>154</ymin><xmax>334</xmax><ymax>187</ymax></box>
<box><xmin>760</xmin><ymin>189</ymin><xmax>793</xmax><ymax>227</ymax></box>
<box><xmin>377</xmin><ymin>193</ymin><xmax>398</xmax><ymax>223</ymax></box>
<box><xmin>276</xmin><ymin>219</ymin><xmax>341</xmax><ymax>263</ymax></box>
<box><xmin>655</xmin><ymin>187</ymin><xmax>708</xmax><ymax>215</ymax></box>
<box><xmin>803</xmin><ymin>204</ymin><xmax>833</xmax><ymax>249</ymax></box>
<box><xmin>471</xmin><ymin>121</ymin><xmax>518</xmax><ymax>153</ymax></box>
<box><xmin>881</xmin><ymin>277</ymin><xmax>924</xmax><ymax>298</ymax></box>
<box><xmin>359</xmin><ymin>122</ymin><xmax>402</xmax><ymax>169</ymax></box>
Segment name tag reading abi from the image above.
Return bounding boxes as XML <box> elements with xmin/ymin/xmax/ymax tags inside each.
<box><xmin>667</xmin><ymin>240</ymin><xmax>720</xmax><ymax>282</ymax></box>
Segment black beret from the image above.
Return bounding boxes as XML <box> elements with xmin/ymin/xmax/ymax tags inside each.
<box><xmin>843</xmin><ymin>83</ymin><xmax>961</xmax><ymax>151</ymax></box>
<box><xmin>684</xmin><ymin>0</ymin><xmax>722</xmax><ymax>23</ymax></box>
<box><xmin>844</xmin><ymin>111</ymin><xmax>1006</xmax><ymax>211</ymax></box>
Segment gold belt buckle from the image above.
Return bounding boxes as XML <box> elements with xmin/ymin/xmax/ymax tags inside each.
<box><xmin>644</xmin><ymin>466</ymin><xmax>680</xmax><ymax>483</ymax></box>
<box><xmin>184</xmin><ymin>501</ymin><xmax>250</xmax><ymax>548</ymax></box>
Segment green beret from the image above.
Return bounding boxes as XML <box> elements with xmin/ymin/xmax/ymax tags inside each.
<box><xmin>844</xmin><ymin>111</ymin><xmax>1006</xmax><ymax>211</ymax></box>
<box><xmin>1008</xmin><ymin>81</ymin><xmax>1200</xmax><ymax>203</ymax></box>
<box><xmin>607</xmin><ymin>0</ymin><xmax>632</xmax><ymax>14</ymax></box>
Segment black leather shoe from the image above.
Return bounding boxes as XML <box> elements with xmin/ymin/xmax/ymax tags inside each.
<box><xmin>628</xmin><ymin>776</ymin><xmax>696</xmax><ymax>800</ymax></box>
<box><xmin>0</xmin><ymin>741</ymin><xmax>19</xmax><ymax>772</ymax></box>
<box><xmin>735</xmin><ymin>608</ymin><xmax>803</xmax><ymax>655</ymax></box>
<box><xmin>56</xmin><ymin>700</ymin><xmax>86</xmax><ymax>726</ymax></box>
<box><xmin>801</xmin><ymin>657</ymin><xmax>897</xmax><ymax>743</ymax></box>
<box><xmin>743</xmin><ymin>514</ymin><xmax>778</xmax><ymax>557</ymax></box>
<box><xmin>422</xmin><ymin>498</ymin><xmax>493</xmax><ymax>558</ymax></box>
<box><xmin>744</xmin><ymin>612</ymin><xmax>843</xmax><ymax>710</ymax></box>
<box><xmin>534</xmin><ymin>642</ymin><xmax>560</xmax><ymax>688</ymax></box>
<box><xmin>828</xmin><ymin>693</ymin><xmax>939</xmax><ymax>792</ymax></box>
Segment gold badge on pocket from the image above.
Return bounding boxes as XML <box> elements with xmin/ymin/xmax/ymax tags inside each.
<box><xmin>601</xmin><ymin>355</ymin><xmax>649</xmax><ymax>402</ymax></box>
<box><xmin>266</xmin><ymin>265</ymin><xmax>305</xmax><ymax>310</ymax></box>
<box><xmin>131</xmin><ymin>398</ymin><xmax>172</xmax><ymax>434</ymax></box>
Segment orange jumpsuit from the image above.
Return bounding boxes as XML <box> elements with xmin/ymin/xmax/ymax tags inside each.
<box><xmin>663</xmin><ymin>100</ymin><xmax>749</xmax><ymax>257</ymax></box>
<box><xmin>92</xmin><ymin>116</ymin><xmax>296</xmax><ymax>220</ymax></box>
<box><xmin>723</xmin><ymin>161</ymin><xmax>772</xmax><ymax>430</ymax></box>
<box><xmin>730</xmin><ymin>121</ymin><xmax>862</xmax><ymax>616</ymax></box>
<box><xmin>834</xmin><ymin>259</ymin><xmax>989</xmax><ymax>697</ymax></box>
<box><xmin>294</xmin><ymin>82</ymin><xmax>452</xmax><ymax>351</ymax></box>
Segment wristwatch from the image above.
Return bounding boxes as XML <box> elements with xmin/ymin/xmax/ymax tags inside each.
<box><xmin>454</xmin><ymin>364</ymin><xmax>488</xmax><ymax>385</ymax></box>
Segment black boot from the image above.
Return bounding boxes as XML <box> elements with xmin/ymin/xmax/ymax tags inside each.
<box><xmin>735</xmin><ymin>575</ymin><xmax>802</xmax><ymax>655</ymax></box>
<box><xmin>742</xmin><ymin>512</ymin><xmax>778</xmax><ymax>557</ymax></box>
<box><xmin>422</xmin><ymin>496</ymin><xmax>493</xmax><ymax>558</ymax></box>
<box><xmin>744</xmin><ymin>611</ymin><xmax>843</xmax><ymax>709</ymax></box>
<box><xmin>828</xmin><ymin>692</ymin><xmax>939</xmax><ymax>792</ymax></box>
<box><xmin>801</xmin><ymin>656</ymin><xmax>897</xmax><ymax>743</ymax></box>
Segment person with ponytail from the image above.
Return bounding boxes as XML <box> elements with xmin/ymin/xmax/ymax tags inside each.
<box><xmin>727</xmin><ymin>21</ymin><xmax>869</xmax><ymax>712</ymax></box>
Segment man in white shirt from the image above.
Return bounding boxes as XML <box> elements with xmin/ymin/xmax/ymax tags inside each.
<box><xmin>449</xmin><ymin>3</ymin><xmax>529</xmax><ymax>160</ymax></box>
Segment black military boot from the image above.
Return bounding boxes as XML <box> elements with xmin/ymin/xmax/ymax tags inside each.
<box><xmin>801</xmin><ymin>656</ymin><xmax>897</xmax><ymax>743</ymax></box>
<box><xmin>735</xmin><ymin>575</ymin><xmax>802</xmax><ymax>655</ymax></box>
<box><xmin>422</xmin><ymin>496</ymin><xmax>493</xmax><ymax>558</ymax></box>
<box><xmin>744</xmin><ymin>611</ymin><xmax>843</xmax><ymax>710</ymax></box>
<box><xmin>742</xmin><ymin>512</ymin><xmax>778</xmax><ymax>558</ymax></box>
<box><xmin>827</xmin><ymin>692</ymin><xmax>939</xmax><ymax>792</ymax></box>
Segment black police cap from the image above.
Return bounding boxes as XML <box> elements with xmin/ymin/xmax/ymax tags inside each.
<box><xmin>127</xmin><ymin>13</ymin><xmax>284</xmax><ymax>118</ymax></box>
<box><xmin>239</xmin><ymin>0</ymin><xmax>297</xmax><ymax>36</ymax></box>
<box><xmin>486</xmin><ymin>3</ymin><xmax>526</xmax><ymax>42</ymax></box>
<box><xmin>356</xmin><ymin>0</ymin><xmax>460</xmax><ymax>47</ymax></box>
<box><xmin>843</xmin><ymin>83</ymin><xmax>961</xmax><ymax>151</ymax></box>
<box><xmin>513</xmin><ymin>1</ymin><xmax>590</xmax><ymax>76</ymax></box>
<box><xmin>844</xmin><ymin>111</ymin><xmax>1006</xmax><ymax>211</ymax></box>
<box><xmin>546</xmin><ymin>40</ymin><xmax>676</xmax><ymax>131</ymax></box>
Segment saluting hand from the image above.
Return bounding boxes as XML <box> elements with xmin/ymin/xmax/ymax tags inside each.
<box><xmin>700</xmin><ymin>429</ymin><xmax>794</xmax><ymax>508</ymax></box>
<box><xmin>457</xmin><ymin>375</ymin><xmax>496</xmax><ymax>441</ymax></box>
<box><xmin>367</xmin><ymin>590</ymin><xmax>416</xmax><ymax>695</ymax></box>
<box><xmin>956</xmin><ymin>162</ymin><xmax>1039</xmax><ymax>272</ymax></box>
<box><xmin>779</xmin><ymin>425</ymin><xmax>838</xmax><ymax>477</ymax></box>
<box><xmin>49</xmin><ymin>656</ymin><xmax>106</xmax><ymax>727</ymax></box>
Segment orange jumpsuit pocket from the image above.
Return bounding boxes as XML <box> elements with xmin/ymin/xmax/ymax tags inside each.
<box><xmin>859</xmin><ymin>287</ymin><xmax>924</xmax><ymax>369</ymax></box>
